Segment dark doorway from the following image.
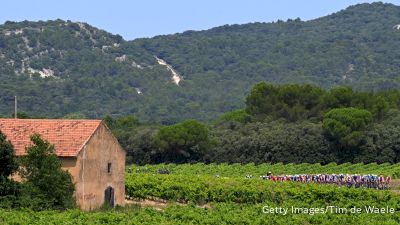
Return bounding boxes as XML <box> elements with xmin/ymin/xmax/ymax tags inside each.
<box><xmin>104</xmin><ymin>186</ymin><xmax>115</xmax><ymax>207</ymax></box>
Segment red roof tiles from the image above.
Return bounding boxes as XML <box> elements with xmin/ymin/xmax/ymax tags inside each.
<box><xmin>0</xmin><ymin>119</ymin><xmax>102</xmax><ymax>157</ymax></box>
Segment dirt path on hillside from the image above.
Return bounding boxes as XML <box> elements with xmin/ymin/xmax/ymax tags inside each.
<box><xmin>155</xmin><ymin>56</ymin><xmax>182</xmax><ymax>85</ymax></box>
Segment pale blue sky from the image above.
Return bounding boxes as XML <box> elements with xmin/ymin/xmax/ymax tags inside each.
<box><xmin>1</xmin><ymin>1</ymin><xmax>399</xmax><ymax>40</ymax></box>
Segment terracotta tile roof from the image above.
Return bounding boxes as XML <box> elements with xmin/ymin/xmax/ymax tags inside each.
<box><xmin>0</xmin><ymin>119</ymin><xmax>102</xmax><ymax>157</ymax></box>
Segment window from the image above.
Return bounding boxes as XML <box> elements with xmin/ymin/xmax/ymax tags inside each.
<box><xmin>107</xmin><ymin>163</ymin><xmax>112</xmax><ymax>174</ymax></box>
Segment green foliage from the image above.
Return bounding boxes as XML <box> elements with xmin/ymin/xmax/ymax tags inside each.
<box><xmin>356</xmin><ymin>115</ymin><xmax>400</xmax><ymax>163</ymax></box>
<box><xmin>216</xmin><ymin>109</ymin><xmax>252</xmax><ymax>123</ymax></box>
<box><xmin>326</xmin><ymin>87</ymin><xmax>354</xmax><ymax>108</ymax></box>
<box><xmin>1</xmin><ymin>204</ymin><xmax>399</xmax><ymax>225</ymax></box>
<box><xmin>114</xmin><ymin>116</ymin><xmax>139</xmax><ymax>129</ymax></box>
<box><xmin>19</xmin><ymin>134</ymin><xmax>75</xmax><ymax>210</ymax></box>
<box><xmin>246</xmin><ymin>82</ymin><xmax>324</xmax><ymax>121</ymax></box>
<box><xmin>323</xmin><ymin>108</ymin><xmax>372</xmax><ymax>146</ymax></box>
<box><xmin>130</xmin><ymin>163</ymin><xmax>400</xmax><ymax>179</ymax></box>
<box><xmin>125</xmin><ymin>172</ymin><xmax>399</xmax><ymax>205</ymax></box>
<box><xmin>209</xmin><ymin>121</ymin><xmax>335</xmax><ymax>164</ymax></box>
<box><xmin>62</xmin><ymin>113</ymin><xmax>87</xmax><ymax>119</ymax></box>
<box><xmin>1</xmin><ymin>3</ymin><xmax>400</xmax><ymax>122</ymax></box>
<box><xmin>245</xmin><ymin>82</ymin><xmax>277</xmax><ymax>116</ymax></box>
<box><xmin>0</xmin><ymin>131</ymin><xmax>20</xmax><ymax>207</ymax></box>
<box><xmin>0</xmin><ymin>131</ymin><xmax>18</xmax><ymax>179</ymax></box>
<box><xmin>11</xmin><ymin>112</ymin><xmax>47</xmax><ymax>119</ymax></box>
<box><xmin>0</xmin><ymin>133</ymin><xmax>75</xmax><ymax>210</ymax></box>
<box><xmin>372</xmin><ymin>96</ymin><xmax>389</xmax><ymax>119</ymax></box>
<box><xmin>245</xmin><ymin>82</ymin><xmax>399</xmax><ymax>122</ymax></box>
<box><xmin>104</xmin><ymin>115</ymin><xmax>159</xmax><ymax>165</ymax></box>
<box><xmin>1</xmin><ymin>162</ymin><xmax>400</xmax><ymax>223</ymax></box>
<box><xmin>123</xmin><ymin>163</ymin><xmax>400</xmax><ymax>223</ymax></box>
<box><xmin>104</xmin><ymin>115</ymin><xmax>140</xmax><ymax>130</ymax></box>
<box><xmin>154</xmin><ymin>120</ymin><xmax>210</xmax><ymax>163</ymax></box>
<box><xmin>108</xmin><ymin>102</ymin><xmax>400</xmax><ymax>165</ymax></box>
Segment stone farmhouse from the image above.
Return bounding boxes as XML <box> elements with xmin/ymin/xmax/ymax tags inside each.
<box><xmin>0</xmin><ymin>119</ymin><xmax>126</xmax><ymax>210</ymax></box>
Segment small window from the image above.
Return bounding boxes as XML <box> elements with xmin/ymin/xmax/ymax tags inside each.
<box><xmin>107</xmin><ymin>163</ymin><xmax>112</xmax><ymax>174</ymax></box>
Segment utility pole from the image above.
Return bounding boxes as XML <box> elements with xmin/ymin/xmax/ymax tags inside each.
<box><xmin>14</xmin><ymin>96</ymin><xmax>17</xmax><ymax>119</ymax></box>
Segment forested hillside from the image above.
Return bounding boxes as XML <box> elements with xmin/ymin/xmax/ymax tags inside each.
<box><xmin>138</xmin><ymin>2</ymin><xmax>400</xmax><ymax>91</ymax></box>
<box><xmin>1</xmin><ymin>2</ymin><xmax>400</xmax><ymax>122</ymax></box>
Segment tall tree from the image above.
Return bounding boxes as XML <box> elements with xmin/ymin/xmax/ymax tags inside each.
<box><xmin>154</xmin><ymin>120</ymin><xmax>210</xmax><ymax>163</ymax></box>
<box><xmin>323</xmin><ymin>107</ymin><xmax>372</xmax><ymax>147</ymax></box>
<box><xmin>0</xmin><ymin>131</ymin><xmax>18</xmax><ymax>179</ymax></box>
<box><xmin>0</xmin><ymin>130</ymin><xmax>19</xmax><ymax>199</ymax></box>
<box><xmin>19</xmin><ymin>134</ymin><xmax>75</xmax><ymax>210</ymax></box>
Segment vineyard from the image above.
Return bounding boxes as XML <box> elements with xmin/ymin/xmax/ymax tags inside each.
<box><xmin>125</xmin><ymin>173</ymin><xmax>399</xmax><ymax>204</ymax></box>
<box><xmin>128</xmin><ymin>163</ymin><xmax>400</xmax><ymax>178</ymax></box>
<box><xmin>1</xmin><ymin>163</ymin><xmax>400</xmax><ymax>224</ymax></box>
<box><xmin>1</xmin><ymin>204</ymin><xmax>400</xmax><ymax>225</ymax></box>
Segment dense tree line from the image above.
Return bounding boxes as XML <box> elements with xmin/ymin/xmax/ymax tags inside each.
<box><xmin>107</xmin><ymin>83</ymin><xmax>400</xmax><ymax>165</ymax></box>
<box><xmin>245</xmin><ymin>82</ymin><xmax>398</xmax><ymax>121</ymax></box>
<box><xmin>2</xmin><ymin>82</ymin><xmax>400</xmax><ymax>165</ymax></box>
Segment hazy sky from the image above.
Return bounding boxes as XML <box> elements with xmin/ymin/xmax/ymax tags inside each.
<box><xmin>1</xmin><ymin>1</ymin><xmax>399</xmax><ymax>40</ymax></box>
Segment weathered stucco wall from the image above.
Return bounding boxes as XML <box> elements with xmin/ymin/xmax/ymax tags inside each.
<box><xmin>60</xmin><ymin>157</ymin><xmax>78</xmax><ymax>180</ymax></box>
<box><xmin>73</xmin><ymin>123</ymin><xmax>126</xmax><ymax>210</ymax></box>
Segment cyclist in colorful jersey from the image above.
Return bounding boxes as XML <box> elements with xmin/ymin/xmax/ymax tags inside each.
<box><xmin>385</xmin><ymin>176</ymin><xmax>392</xmax><ymax>189</ymax></box>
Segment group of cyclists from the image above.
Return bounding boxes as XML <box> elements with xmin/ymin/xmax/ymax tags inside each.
<box><xmin>256</xmin><ymin>172</ymin><xmax>392</xmax><ymax>189</ymax></box>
